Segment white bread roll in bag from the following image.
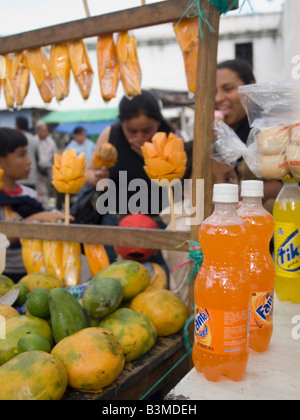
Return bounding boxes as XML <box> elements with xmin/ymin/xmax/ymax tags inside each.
<box><xmin>257</xmin><ymin>126</ymin><xmax>290</xmax><ymax>155</ymax></box>
<box><xmin>258</xmin><ymin>152</ymin><xmax>288</xmax><ymax>179</ymax></box>
<box><xmin>286</xmin><ymin>143</ymin><xmax>300</xmax><ymax>177</ymax></box>
<box><xmin>290</xmin><ymin>124</ymin><xmax>300</xmax><ymax>144</ymax></box>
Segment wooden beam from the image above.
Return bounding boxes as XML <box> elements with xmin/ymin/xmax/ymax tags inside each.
<box><xmin>0</xmin><ymin>221</ymin><xmax>189</xmax><ymax>251</ymax></box>
<box><xmin>0</xmin><ymin>0</ymin><xmax>190</xmax><ymax>55</ymax></box>
<box><xmin>0</xmin><ymin>0</ymin><xmax>239</xmax><ymax>55</ymax></box>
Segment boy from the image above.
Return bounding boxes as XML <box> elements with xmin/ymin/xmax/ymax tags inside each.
<box><xmin>0</xmin><ymin>128</ymin><xmax>68</xmax><ymax>282</ymax></box>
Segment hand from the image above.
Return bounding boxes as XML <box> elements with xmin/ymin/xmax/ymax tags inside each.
<box><xmin>86</xmin><ymin>166</ymin><xmax>110</xmax><ymax>188</ymax></box>
<box><xmin>25</xmin><ymin>211</ymin><xmax>75</xmax><ymax>224</ymax></box>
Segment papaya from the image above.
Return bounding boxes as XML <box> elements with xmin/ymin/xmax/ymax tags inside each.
<box><xmin>0</xmin><ymin>315</ymin><xmax>53</xmax><ymax>366</ymax></box>
<box><xmin>49</xmin><ymin>288</ymin><xmax>89</xmax><ymax>344</ymax></box>
<box><xmin>0</xmin><ymin>304</ymin><xmax>19</xmax><ymax>320</ymax></box>
<box><xmin>0</xmin><ymin>351</ymin><xmax>68</xmax><ymax>400</ymax></box>
<box><xmin>82</xmin><ymin>277</ymin><xmax>123</xmax><ymax>320</ymax></box>
<box><xmin>100</xmin><ymin>308</ymin><xmax>157</xmax><ymax>361</ymax></box>
<box><xmin>95</xmin><ymin>260</ymin><xmax>150</xmax><ymax>301</ymax></box>
<box><xmin>51</xmin><ymin>327</ymin><xmax>125</xmax><ymax>393</ymax></box>
<box><xmin>18</xmin><ymin>272</ymin><xmax>64</xmax><ymax>292</ymax></box>
<box><xmin>130</xmin><ymin>289</ymin><xmax>187</xmax><ymax>337</ymax></box>
<box><xmin>144</xmin><ymin>262</ymin><xmax>168</xmax><ymax>290</ymax></box>
<box><xmin>0</xmin><ymin>274</ymin><xmax>14</xmax><ymax>297</ymax></box>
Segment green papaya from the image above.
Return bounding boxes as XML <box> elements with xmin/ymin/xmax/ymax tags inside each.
<box><xmin>49</xmin><ymin>288</ymin><xmax>89</xmax><ymax>344</ymax></box>
<box><xmin>82</xmin><ymin>277</ymin><xmax>123</xmax><ymax>320</ymax></box>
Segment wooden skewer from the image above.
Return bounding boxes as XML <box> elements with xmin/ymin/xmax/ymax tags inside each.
<box><xmin>169</xmin><ymin>186</ymin><xmax>176</xmax><ymax>232</ymax></box>
<box><xmin>65</xmin><ymin>193</ymin><xmax>70</xmax><ymax>226</ymax></box>
<box><xmin>83</xmin><ymin>0</ymin><xmax>91</xmax><ymax>17</ymax></box>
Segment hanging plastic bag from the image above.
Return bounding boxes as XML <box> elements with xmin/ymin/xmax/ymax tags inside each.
<box><xmin>2</xmin><ymin>54</ymin><xmax>15</xmax><ymax>109</ymax></box>
<box><xmin>20</xmin><ymin>239</ymin><xmax>46</xmax><ymax>274</ymax></box>
<box><xmin>116</xmin><ymin>31</ymin><xmax>141</xmax><ymax>98</ymax></box>
<box><xmin>83</xmin><ymin>243</ymin><xmax>110</xmax><ymax>277</ymax></box>
<box><xmin>238</xmin><ymin>81</ymin><xmax>300</xmax><ymax>180</ymax></box>
<box><xmin>12</xmin><ymin>52</ymin><xmax>30</xmax><ymax>107</ymax></box>
<box><xmin>173</xmin><ymin>18</ymin><xmax>198</xmax><ymax>94</ymax></box>
<box><xmin>97</xmin><ymin>34</ymin><xmax>119</xmax><ymax>102</ymax></box>
<box><xmin>213</xmin><ymin>120</ymin><xmax>261</xmax><ymax>178</ymax></box>
<box><xmin>50</xmin><ymin>44</ymin><xmax>71</xmax><ymax>102</ymax></box>
<box><xmin>24</xmin><ymin>47</ymin><xmax>54</xmax><ymax>103</ymax></box>
<box><xmin>62</xmin><ymin>242</ymin><xmax>81</xmax><ymax>287</ymax></box>
<box><xmin>68</xmin><ymin>39</ymin><xmax>93</xmax><ymax>100</ymax></box>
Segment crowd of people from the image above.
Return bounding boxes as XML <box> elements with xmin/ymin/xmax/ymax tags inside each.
<box><xmin>0</xmin><ymin>59</ymin><xmax>283</xmax><ymax>292</ymax></box>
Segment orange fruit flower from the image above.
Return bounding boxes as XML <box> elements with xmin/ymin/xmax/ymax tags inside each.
<box><xmin>52</xmin><ymin>150</ymin><xmax>87</xmax><ymax>194</ymax></box>
<box><xmin>141</xmin><ymin>132</ymin><xmax>187</xmax><ymax>182</ymax></box>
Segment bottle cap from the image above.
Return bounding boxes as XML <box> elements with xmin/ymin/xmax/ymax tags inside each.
<box><xmin>213</xmin><ymin>184</ymin><xmax>239</xmax><ymax>203</ymax></box>
<box><xmin>241</xmin><ymin>180</ymin><xmax>264</xmax><ymax>198</ymax></box>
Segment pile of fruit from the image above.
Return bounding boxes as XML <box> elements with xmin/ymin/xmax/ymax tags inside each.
<box><xmin>0</xmin><ymin>260</ymin><xmax>187</xmax><ymax>400</ymax></box>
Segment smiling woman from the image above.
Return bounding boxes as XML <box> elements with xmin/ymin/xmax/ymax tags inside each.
<box><xmin>215</xmin><ymin>59</ymin><xmax>283</xmax><ymax>211</ymax></box>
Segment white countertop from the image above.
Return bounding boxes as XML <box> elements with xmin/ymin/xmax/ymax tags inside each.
<box><xmin>166</xmin><ymin>297</ymin><xmax>300</xmax><ymax>401</ymax></box>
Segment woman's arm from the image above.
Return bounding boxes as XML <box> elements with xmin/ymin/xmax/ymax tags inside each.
<box><xmin>86</xmin><ymin>126</ymin><xmax>111</xmax><ymax>188</ymax></box>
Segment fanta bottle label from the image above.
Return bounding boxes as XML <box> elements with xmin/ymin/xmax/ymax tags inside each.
<box><xmin>275</xmin><ymin>223</ymin><xmax>300</xmax><ymax>277</ymax></box>
<box><xmin>250</xmin><ymin>290</ymin><xmax>274</xmax><ymax>330</ymax></box>
<box><xmin>194</xmin><ymin>305</ymin><xmax>250</xmax><ymax>355</ymax></box>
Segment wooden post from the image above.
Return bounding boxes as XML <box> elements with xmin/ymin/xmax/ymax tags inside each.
<box><xmin>186</xmin><ymin>2</ymin><xmax>221</xmax><ymax>370</ymax></box>
<box><xmin>188</xmin><ymin>1</ymin><xmax>220</xmax><ymax>315</ymax></box>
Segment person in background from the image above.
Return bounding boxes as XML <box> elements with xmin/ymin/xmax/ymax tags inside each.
<box><xmin>215</xmin><ymin>59</ymin><xmax>282</xmax><ymax>212</ymax></box>
<box><xmin>0</xmin><ymin>128</ymin><xmax>69</xmax><ymax>282</ymax></box>
<box><xmin>85</xmin><ymin>90</ymin><xmax>173</xmax><ymax>263</ymax></box>
<box><xmin>35</xmin><ymin>122</ymin><xmax>57</xmax><ymax>209</ymax></box>
<box><xmin>65</xmin><ymin>126</ymin><xmax>95</xmax><ymax>165</ymax></box>
<box><xmin>86</xmin><ymin>90</ymin><xmax>173</xmax><ymax>218</ymax></box>
<box><xmin>170</xmin><ymin>118</ymin><xmax>190</xmax><ymax>142</ymax></box>
<box><xmin>15</xmin><ymin>116</ymin><xmax>38</xmax><ymax>189</ymax></box>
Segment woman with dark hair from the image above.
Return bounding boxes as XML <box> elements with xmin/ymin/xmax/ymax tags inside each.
<box><xmin>86</xmin><ymin>90</ymin><xmax>173</xmax><ymax>215</ymax></box>
<box><xmin>85</xmin><ymin>90</ymin><xmax>174</xmax><ymax>265</ymax></box>
<box><xmin>215</xmin><ymin>59</ymin><xmax>282</xmax><ymax>210</ymax></box>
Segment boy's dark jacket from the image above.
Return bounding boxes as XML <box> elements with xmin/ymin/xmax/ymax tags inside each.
<box><xmin>0</xmin><ymin>190</ymin><xmax>44</xmax><ymax>218</ymax></box>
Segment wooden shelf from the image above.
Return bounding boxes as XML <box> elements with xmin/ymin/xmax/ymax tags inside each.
<box><xmin>0</xmin><ymin>221</ymin><xmax>190</xmax><ymax>251</ymax></box>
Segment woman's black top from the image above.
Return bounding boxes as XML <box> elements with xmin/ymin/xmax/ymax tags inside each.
<box><xmin>108</xmin><ymin>122</ymin><xmax>169</xmax><ymax>215</ymax></box>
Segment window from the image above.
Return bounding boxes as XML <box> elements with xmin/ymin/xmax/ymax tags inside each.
<box><xmin>235</xmin><ymin>43</ymin><xmax>253</xmax><ymax>68</ymax></box>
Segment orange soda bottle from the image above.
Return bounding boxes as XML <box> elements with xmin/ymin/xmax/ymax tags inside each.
<box><xmin>237</xmin><ymin>180</ymin><xmax>275</xmax><ymax>353</ymax></box>
<box><xmin>193</xmin><ymin>184</ymin><xmax>251</xmax><ymax>382</ymax></box>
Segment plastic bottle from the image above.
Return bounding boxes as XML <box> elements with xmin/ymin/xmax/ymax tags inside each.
<box><xmin>193</xmin><ymin>184</ymin><xmax>251</xmax><ymax>382</ymax></box>
<box><xmin>237</xmin><ymin>180</ymin><xmax>275</xmax><ymax>353</ymax></box>
<box><xmin>273</xmin><ymin>179</ymin><xmax>300</xmax><ymax>303</ymax></box>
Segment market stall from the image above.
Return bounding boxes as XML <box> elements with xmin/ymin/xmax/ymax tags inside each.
<box><xmin>0</xmin><ymin>0</ymin><xmax>239</xmax><ymax>400</ymax></box>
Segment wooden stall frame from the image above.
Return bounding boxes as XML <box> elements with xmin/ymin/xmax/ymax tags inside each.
<box><xmin>0</xmin><ymin>0</ymin><xmax>238</xmax><ymax>384</ymax></box>
<box><xmin>0</xmin><ymin>0</ymin><xmax>238</xmax><ymax>249</ymax></box>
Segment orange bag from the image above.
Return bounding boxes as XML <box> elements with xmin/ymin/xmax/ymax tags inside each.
<box><xmin>50</xmin><ymin>44</ymin><xmax>70</xmax><ymax>101</ymax></box>
<box><xmin>68</xmin><ymin>40</ymin><xmax>93</xmax><ymax>100</ymax></box>
<box><xmin>24</xmin><ymin>48</ymin><xmax>54</xmax><ymax>103</ymax></box>
<box><xmin>116</xmin><ymin>31</ymin><xmax>141</xmax><ymax>98</ymax></box>
<box><xmin>11</xmin><ymin>52</ymin><xmax>30</xmax><ymax>106</ymax></box>
<box><xmin>2</xmin><ymin>54</ymin><xmax>15</xmax><ymax>108</ymax></box>
<box><xmin>84</xmin><ymin>244</ymin><xmax>110</xmax><ymax>277</ymax></box>
<box><xmin>174</xmin><ymin>18</ymin><xmax>199</xmax><ymax>94</ymax></box>
<box><xmin>97</xmin><ymin>34</ymin><xmax>119</xmax><ymax>102</ymax></box>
